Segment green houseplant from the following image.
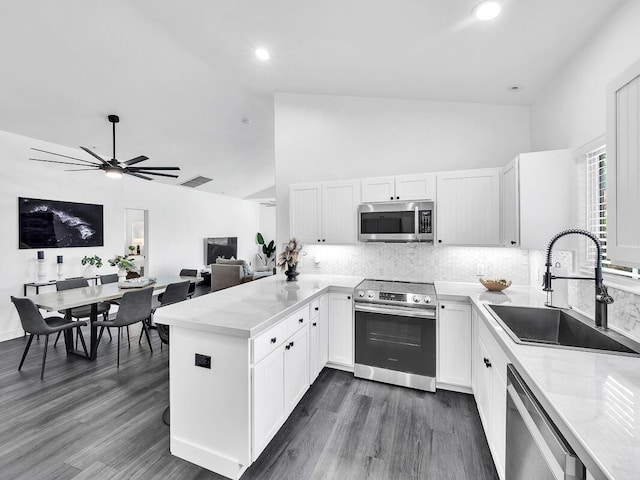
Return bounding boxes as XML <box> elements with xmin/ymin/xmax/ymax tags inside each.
<box><xmin>108</xmin><ymin>255</ymin><xmax>136</xmax><ymax>281</ymax></box>
<box><xmin>256</xmin><ymin>232</ymin><xmax>276</xmax><ymax>267</ymax></box>
<box><xmin>81</xmin><ymin>255</ymin><xmax>102</xmax><ymax>278</ymax></box>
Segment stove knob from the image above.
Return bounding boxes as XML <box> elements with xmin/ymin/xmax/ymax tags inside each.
<box><xmin>413</xmin><ymin>295</ymin><xmax>421</xmax><ymax>303</ymax></box>
<box><xmin>424</xmin><ymin>296</ymin><xmax>432</xmax><ymax>304</ymax></box>
<box><xmin>357</xmin><ymin>290</ymin><xmax>365</xmax><ymax>298</ymax></box>
<box><xmin>367</xmin><ymin>290</ymin><xmax>375</xmax><ymax>299</ymax></box>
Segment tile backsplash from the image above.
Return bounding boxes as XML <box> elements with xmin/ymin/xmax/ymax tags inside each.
<box><xmin>301</xmin><ymin>243</ymin><xmax>532</xmax><ymax>284</ymax></box>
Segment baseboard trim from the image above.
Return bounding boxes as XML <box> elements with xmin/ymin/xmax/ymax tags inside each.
<box><xmin>326</xmin><ymin>362</ymin><xmax>354</xmax><ymax>373</ymax></box>
<box><xmin>171</xmin><ymin>436</ymin><xmax>247</xmax><ymax>480</ymax></box>
<box><xmin>436</xmin><ymin>381</ymin><xmax>473</xmax><ymax>395</ymax></box>
<box><xmin>0</xmin><ymin>328</ymin><xmax>25</xmax><ymax>343</ymax></box>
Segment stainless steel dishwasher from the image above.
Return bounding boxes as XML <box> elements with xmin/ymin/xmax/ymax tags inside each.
<box><xmin>506</xmin><ymin>365</ymin><xmax>586</xmax><ymax>480</ymax></box>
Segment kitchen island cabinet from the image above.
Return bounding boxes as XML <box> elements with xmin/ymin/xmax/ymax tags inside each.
<box><xmin>155</xmin><ymin>274</ymin><xmax>361</xmax><ymax>480</ymax></box>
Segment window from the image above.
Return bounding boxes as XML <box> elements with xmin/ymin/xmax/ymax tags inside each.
<box><xmin>585</xmin><ymin>146</ymin><xmax>640</xmax><ymax>279</ymax></box>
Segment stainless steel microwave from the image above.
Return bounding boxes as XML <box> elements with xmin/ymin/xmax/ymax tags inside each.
<box><xmin>358</xmin><ymin>201</ymin><xmax>435</xmax><ymax>242</ymax></box>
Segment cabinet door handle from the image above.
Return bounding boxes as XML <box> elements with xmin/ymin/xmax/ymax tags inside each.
<box><xmin>396</xmin><ymin>196</ymin><xmax>399</xmax><ymax>200</ymax></box>
<box><xmin>438</xmin><ymin>239</ymin><xmax>442</xmax><ymax>243</ymax></box>
<box><xmin>483</xmin><ymin>357</ymin><xmax>492</xmax><ymax>368</ymax></box>
<box><xmin>441</xmin><ymin>305</ymin><xmax>445</xmax><ymax>309</ymax></box>
<box><xmin>390</xmin><ymin>196</ymin><xmax>393</xmax><ymax>200</ymax></box>
<box><xmin>322</xmin><ymin>239</ymin><xmax>326</xmax><ymax>242</ymax></box>
<box><xmin>317</xmin><ymin>239</ymin><xmax>321</xmax><ymax>242</ymax></box>
<box><xmin>511</xmin><ymin>240</ymin><xmax>517</xmax><ymax>245</ymax></box>
<box><xmin>314</xmin><ymin>307</ymin><xmax>319</xmax><ymax>311</ymax></box>
<box><xmin>270</xmin><ymin>337</ymin><xmax>277</xmax><ymax>343</ymax></box>
<box><xmin>312</xmin><ymin>322</ymin><xmax>317</xmax><ymax>326</ymax></box>
<box><xmin>299</xmin><ymin>318</ymin><xmax>304</xmax><ymax>323</ymax></box>
<box><xmin>290</xmin><ymin>341</ymin><xmax>294</xmax><ymax>348</ymax></box>
<box><xmin>347</xmin><ymin>296</ymin><xmax>351</xmax><ymax>300</ymax></box>
<box><xmin>285</xmin><ymin>344</ymin><xmax>291</xmax><ymax>350</ymax></box>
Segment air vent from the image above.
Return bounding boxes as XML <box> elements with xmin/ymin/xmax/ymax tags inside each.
<box><xmin>181</xmin><ymin>176</ymin><xmax>213</xmax><ymax>188</ymax></box>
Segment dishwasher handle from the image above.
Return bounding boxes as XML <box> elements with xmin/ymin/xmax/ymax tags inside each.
<box><xmin>507</xmin><ymin>366</ymin><xmax>585</xmax><ymax>480</ymax></box>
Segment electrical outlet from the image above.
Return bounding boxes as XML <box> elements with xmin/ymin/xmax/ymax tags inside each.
<box><xmin>476</xmin><ymin>263</ymin><xmax>485</xmax><ymax>276</ymax></box>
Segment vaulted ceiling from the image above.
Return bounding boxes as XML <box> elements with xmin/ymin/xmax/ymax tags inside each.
<box><xmin>0</xmin><ymin>0</ymin><xmax>624</xmax><ymax>197</ymax></box>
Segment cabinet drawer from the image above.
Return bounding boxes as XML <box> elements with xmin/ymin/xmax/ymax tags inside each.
<box><xmin>253</xmin><ymin>321</ymin><xmax>289</xmax><ymax>364</ymax></box>
<box><xmin>310</xmin><ymin>298</ymin><xmax>320</xmax><ymax>319</ymax></box>
<box><xmin>287</xmin><ymin>305</ymin><xmax>310</xmax><ymax>337</ymax></box>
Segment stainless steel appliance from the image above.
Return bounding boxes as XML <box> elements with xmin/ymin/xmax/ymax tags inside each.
<box><xmin>506</xmin><ymin>365</ymin><xmax>585</xmax><ymax>480</ymax></box>
<box><xmin>354</xmin><ymin>279</ymin><xmax>437</xmax><ymax>391</ymax></box>
<box><xmin>358</xmin><ymin>201</ymin><xmax>435</xmax><ymax>243</ymax></box>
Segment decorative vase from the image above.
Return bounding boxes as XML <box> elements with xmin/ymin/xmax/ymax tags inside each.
<box><xmin>285</xmin><ymin>263</ymin><xmax>299</xmax><ymax>282</ymax></box>
<box><xmin>118</xmin><ymin>269</ymin><xmax>127</xmax><ymax>283</ymax></box>
<box><xmin>83</xmin><ymin>265</ymin><xmax>96</xmax><ymax>278</ymax></box>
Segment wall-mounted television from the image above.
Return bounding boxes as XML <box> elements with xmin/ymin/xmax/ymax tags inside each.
<box><xmin>19</xmin><ymin>197</ymin><xmax>104</xmax><ymax>249</ymax></box>
<box><xmin>204</xmin><ymin>237</ymin><xmax>238</xmax><ymax>265</ymax></box>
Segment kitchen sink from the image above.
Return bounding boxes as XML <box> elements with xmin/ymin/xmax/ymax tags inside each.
<box><xmin>485</xmin><ymin>304</ymin><xmax>640</xmax><ymax>356</ymax></box>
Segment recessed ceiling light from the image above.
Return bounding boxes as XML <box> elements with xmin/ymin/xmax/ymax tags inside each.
<box><xmin>255</xmin><ymin>48</ymin><xmax>271</xmax><ymax>61</ymax></box>
<box><xmin>506</xmin><ymin>85</ymin><xmax>523</xmax><ymax>92</ymax></box>
<box><xmin>241</xmin><ymin>118</ymin><xmax>251</xmax><ymax>125</ymax></box>
<box><xmin>472</xmin><ymin>1</ymin><xmax>501</xmax><ymax>21</ymax></box>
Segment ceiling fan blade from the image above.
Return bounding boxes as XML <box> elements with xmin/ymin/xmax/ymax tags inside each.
<box><xmin>124</xmin><ymin>155</ymin><xmax>149</xmax><ymax>166</ymax></box>
<box><xmin>29</xmin><ymin>158</ymin><xmax>94</xmax><ymax>167</ymax></box>
<box><xmin>79</xmin><ymin>146</ymin><xmax>110</xmax><ymax>166</ymax></box>
<box><xmin>130</xmin><ymin>171</ymin><xmax>179</xmax><ymax>178</ymax></box>
<box><xmin>31</xmin><ymin>148</ymin><xmax>102</xmax><ymax>166</ymax></box>
<box><xmin>127</xmin><ymin>166</ymin><xmax>180</xmax><ymax>171</ymax></box>
<box><xmin>64</xmin><ymin>168</ymin><xmax>100</xmax><ymax>171</ymax></box>
<box><xmin>126</xmin><ymin>172</ymin><xmax>154</xmax><ymax>181</ymax></box>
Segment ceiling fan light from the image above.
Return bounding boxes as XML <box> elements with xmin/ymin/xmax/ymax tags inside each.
<box><xmin>473</xmin><ymin>1</ymin><xmax>501</xmax><ymax>20</ymax></box>
<box><xmin>105</xmin><ymin>167</ymin><xmax>123</xmax><ymax>179</ymax></box>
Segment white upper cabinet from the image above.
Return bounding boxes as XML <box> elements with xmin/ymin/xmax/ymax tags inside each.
<box><xmin>290</xmin><ymin>183</ymin><xmax>322</xmax><ymax>244</ymax></box>
<box><xmin>607</xmin><ymin>61</ymin><xmax>640</xmax><ymax>266</ymax></box>
<box><xmin>501</xmin><ymin>150</ymin><xmax>572</xmax><ymax>250</ymax></box>
<box><xmin>361</xmin><ymin>176</ymin><xmax>395</xmax><ymax>202</ymax></box>
<box><xmin>437</xmin><ymin>168</ymin><xmax>501</xmax><ymax>246</ymax></box>
<box><xmin>290</xmin><ymin>181</ymin><xmax>360</xmax><ymax>244</ymax></box>
<box><xmin>361</xmin><ymin>173</ymin><xmax>436</xmax><ymax>202</ymax></box>
<box><xmin>322</xmin><ymin>181</ymin><xmax>361</xmax><ymax>244</ymax></box>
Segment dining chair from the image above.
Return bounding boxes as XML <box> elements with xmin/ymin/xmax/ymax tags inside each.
<box><xmin>94</xmin><ymin>287</ymin><xmax>154</xmax><ymax>367</ymax></box>
<box><xmin>139</xmin><ymin>280</ymin><xmax>189</xmax><ymax>346</ymax></box>
<box><xmin>157</xmin><ymin>269</ymin><xmax>197</xmax><ymax>303</ymax></box>
<box><xmin>11</xmin><ymin>296</ymin><xmax>88</xmax><ymax>379</ymax></box>
<box><xmin>99</xmin><ymin>273</ymin><xmax>118</xmax><ymax>284</ymax></box>
<box><xmin>179</xmin><ymin>269</ymin><xmax>198</xmax><ymax>299</ymax></box>
<box><xmin>54</xmin><ymin>277</ymin><xmax>112</xmax><ymax>346</ymax></box>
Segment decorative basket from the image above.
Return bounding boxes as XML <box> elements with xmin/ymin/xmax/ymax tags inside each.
<box><xmin>479</xmin><ymin>278</ymin><xmax>512</xmax><ymax>291</ymax></box>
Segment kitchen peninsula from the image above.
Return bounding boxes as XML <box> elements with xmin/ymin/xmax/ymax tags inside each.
<box><xmin>154</xmin><ymin>274</ymin><xmax>363</xmax><ymax>480</ymax></box>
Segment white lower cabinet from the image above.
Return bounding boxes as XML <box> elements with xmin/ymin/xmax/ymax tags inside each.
<box><xmin>309</xmin><ymin>294</ymin><xmax>329</xmax><ymax>383</ymax></box>
<box><xmin>252</xmin><ymin>319</ymin><xmax>310</xmax><ymax>460</ymax></box>
<box><xmin>328</xmin><ymin>292</ymin><xmax>354</xmax><ymax>368</ymax></box>
<box><xmin>437</xmin><ymin>300</ymin><xmax>472</xmax><ymax>390</ymax></box>
<box><xmin>472</xmin><ymin>305</ymin><xmax>507</xmax><ymax>480</ymax></box>
<box><xmin>252</xmin><ymin>344</ymin><xmax>286</xmax><ymax>458</ymax></box>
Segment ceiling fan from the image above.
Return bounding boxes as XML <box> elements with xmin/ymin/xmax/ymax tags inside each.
<box><xmin>29</xmin><ymin>114</ymin><xmax>180</xmax><ymax>181</ymax></box>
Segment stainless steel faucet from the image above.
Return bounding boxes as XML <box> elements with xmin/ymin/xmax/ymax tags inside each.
<box><xmin>542</xmin><ymin>228</ymin><xmax>614</xmax><ymax>329</ymax></box>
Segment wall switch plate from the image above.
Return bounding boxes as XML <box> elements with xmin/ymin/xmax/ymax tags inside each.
<box><xmin>195</xmin><ymin>353</ymin><xmax>211</xmax><ymax>369</ymax></box>
<box><xmin>476</xmin><ymin>263</ymin><xmax>486</xmax><ymax>276</ymax></box>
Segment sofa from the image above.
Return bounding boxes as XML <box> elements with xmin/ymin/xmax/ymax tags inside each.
<box><xmin>210</xmin><ymin>258</ymin><xmax>275</xmax><ymax>292</ymax></box>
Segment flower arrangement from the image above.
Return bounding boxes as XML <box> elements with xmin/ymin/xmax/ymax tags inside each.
<box><xmin>107</xmin><ymin>255</ymin><xmax>136</xmax><ymax>272</ymax></box>
<box><xmin>81</xmin><ymin>255</ymin><xmax>103</xmax><ymax>268</ymax></box>
<box><xmin>277</xmin><ymin>237</ymin><xmax>303</xmax><ymax>271</ymax></box>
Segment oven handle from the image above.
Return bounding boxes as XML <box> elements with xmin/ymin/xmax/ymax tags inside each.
<box><xmin>354</xmin><ymin>303</ymin><xmax>436</xmax><ymax>319</ymax></box>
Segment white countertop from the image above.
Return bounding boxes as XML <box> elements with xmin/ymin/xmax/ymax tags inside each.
<box><xmin>154</xmin><ymin>274</ymin><xmax>364</xmax><ymax>338</ymax></box>
<box><xmin>435</xmin><ymin>281</ymin><xmax>640</xmax><ymax>480</ymax></box>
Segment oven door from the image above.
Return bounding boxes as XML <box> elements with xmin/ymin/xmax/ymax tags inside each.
<box><xmin>354</xmin><ymin>303</ymin><xmax>436</xmax><ymax>380</ymax></box>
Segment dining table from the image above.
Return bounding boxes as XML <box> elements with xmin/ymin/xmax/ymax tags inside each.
<box><xmin>26</xmin><ymin>275</ymin><xmax>197</xmax><ymax>361</ymax></box>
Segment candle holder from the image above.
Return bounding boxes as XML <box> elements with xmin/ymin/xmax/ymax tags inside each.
<box><xmin>56</xmin><ymin>256</ymin><xmax>64</xmax><ymax>280</ymax></box>
<box><xmin>37</xmin><ymin>259</ymin><xmax>47</xmax><ymax>282</ymax></box>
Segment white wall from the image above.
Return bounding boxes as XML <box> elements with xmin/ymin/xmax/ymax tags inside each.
<box><xmin>0</xmin><ymin>130</ymin><xmax>260</xmax><ymax>341</ymax></box>
<box><xmin>530</xmin><ymin>1</ymin><xmax>640</xmax><ymax>150</ymax></box>
<box><xmin>275</xmin><ymin>93</ymin><xmax>531</xmax><ymax>244</ymax></box>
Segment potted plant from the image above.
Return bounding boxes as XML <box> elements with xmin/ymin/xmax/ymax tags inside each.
<box><xmin>127</xmin><ymin>245</ymin><xmax>136</xmax><ymax>255</ymax></box>
<box><xmin>81</xmin><ymin>255</ymin><xmax>103</xmax><ymax>278</ymax></box>
<box><xmin>108</xmin><ymin>255</ymin><xmax>137</xmax><ymax>282</ymax></box>
<box><xmin>256</xmin><ymin>232</ymin><xmax>276</xmax><ymax>268</ymax></box>
<box><xmin>277</xmin><ymin>237</ymin><xmax>303</xmax><ymax>281</ymax></box>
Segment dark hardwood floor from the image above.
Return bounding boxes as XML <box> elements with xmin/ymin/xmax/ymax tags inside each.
<box><xmin>0</xmin><ymin>322</ymin><xmax>498</xmax><ymax>480</ymax></box>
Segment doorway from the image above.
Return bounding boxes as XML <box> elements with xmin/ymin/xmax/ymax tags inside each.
<box><xmin>124</xmin><ymin>208</ymin><xmax>149</xmax><ymax>276</ymax></box>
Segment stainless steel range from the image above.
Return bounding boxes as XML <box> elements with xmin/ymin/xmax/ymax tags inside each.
<box><xmin>354</xmin><ymin>279</ymin><xmax>437</xmax><ymax>392</ymax></box>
